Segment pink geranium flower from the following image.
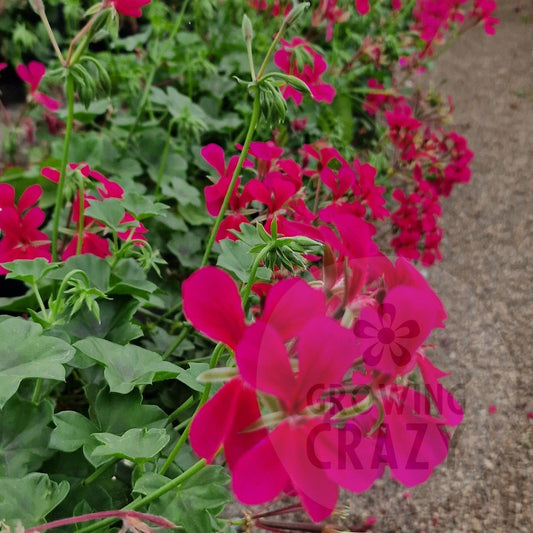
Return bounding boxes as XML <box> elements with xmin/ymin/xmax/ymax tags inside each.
<box><xmin>0</xmin><ymin>184</ymin><xmax>51</xmax><ymax>272</ymax></box>
<box><xmin>16</xmin><ymin>61</ymin><xmax>61</xmax><ymax>111</ymax></box>
<box><xmin>355</xmin><ymin>0</ymin><xmax>370</xmax><ymax>15</ymax></box>
<box><xmin>274</xmin><ymin>37</ymin><xmax>336</xmax><ymax>105</ymax></box>
<box><xmin>107</xmin><ymin>0</ymin><xmax>151</xmax><ymax>17</ymax></box>
<box><xmin>42</xmin><ymin>163</ymin><xmax>146</xmax><ymax>260</ymax></box>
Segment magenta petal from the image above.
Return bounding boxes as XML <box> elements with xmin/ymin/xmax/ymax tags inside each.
<box><xmin>294</xmin><ymin>317</ymin><xmax>358</xmax><ymax>408</ymax></box>
<box><xmin>417</xmin><ymin>355</ymin><xmax>463</xmax><ymax>426</ymax></box>
<box><xmin>182</xmin><ymin>266</ymin><xmax>246</xmax><ymax>350</ymax></box>
<box><xmin>0</xmin><ymin>183</ymin><xmax>15</xmax><ymax>207</ymax></box>
<box><xmin>16</xmin><ymin>64</ymin><xmax>31</xmax><ymax>86</ymax></box>
<box><xmin>235</xmin><ymin>321</ymin><xmax>294</xmax><ymax>405</ymax></box>
<box><xmin>201</xmin><ymin>144</ymin><xmax>227</xmax><ymax>178</ymax></box>
<box><xmin>261</xmin><ymin>278</ymin><xmax>327</xmax><ymax>341</ymax></box>
<box><xmin>34</xmin><ymin>92</ymin><xmax>61</xmax><ymax>111</ymax></box>
<box><xmin>41</xmin><ymin>167</ymin><xmax>60</xmax><ymax>183</ymax></box>
<box><xmin>232</xmin><ymin>432</ymin><xmax>289</xmax><ymax>505</ymax></box>
<box><xmin>272</xmin><ymin>420</ymin><xmax>338</xmax><ymax>522</ymax></box>
<box><xmin>314</xmin><ymin>422</ymin><xmax>383</xmax><ymax>493</ymax></box>
<box><xmin>17</xmin><ymin>184</ymin><xmax>42</xmax><ymax>212</ymax></box>
<box><xmin>385</xmin><ymin>410</ymin><xmax>449</xmax><ymax>487</ymax></box>
<box><xmin>28</xmin><ymin>61</ymin><xmax>46</xmax><ymax>86</ymax></box>
<box><xmin>189</xmin><ymin>377</ymin><xmax>243</xmax><ymax>464</ymax></box>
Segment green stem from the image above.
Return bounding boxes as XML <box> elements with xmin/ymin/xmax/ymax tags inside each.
<box><xmin>82</xmin><ymin>460</ymin><xmax>115</xmax><ymax>486</ymax></box>
<box><xmin>155</xmin><ymin>117</ymin><xmax>178</xmax><ymax>198</ymax></box>
<box><xmin>51</xmin><ymin>74</ymin><xmax>75</xmax><ymax>262</ymax></box>
<box><xmin>74</xmin><ymin>459</ymin><xmax>206</xmax><ymax>533</ymax></box>
<box><xmin>162</xmin><ymin>324</ymin><xmax>191</xmax><ymax>360</ymax></box>
<box><xmin>31</xmin><ymin>282</ymin><xmax>49</xmax><ymax>320</ymax></box>
<box><xmin>158</xmin><ymin>343</ymin><xmax>224</xmax><ymax>475</ymax></box>
<box><xmin>123</xmin><ymin>0</ymin><xmax>191</xmax><ymax>150</ymax></box>
<box><xmin>256</xmin><ymin>18</ymin><xmax>288</xmax><ymax>80</ymax></box>
<box><xmin>167</xmin><ymin>396</ymin><xmax>195</xmax><ymax>424</ymax></box>
<box><xmin>240</xmin><ymin>244</ymin><xmax>272</xmax><ymax>311</ymax></box>
<box><xmin>201</xmin><ymin>91</ymin><xmax>261</xmax><ymax>266</ymax></box>
<box><xmin>76</xmin><ymin>180</ymin><xmax>85</xmax><ymax>255</ymax></box>
<box><xmin>31</xmin><ymin>379</ymin><xmax>42</xmax><ymax>405</ymax></box>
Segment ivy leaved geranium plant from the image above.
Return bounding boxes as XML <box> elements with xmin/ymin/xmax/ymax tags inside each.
<box><xmin>0</xmin><ymin>0</ymin><xmax>498</xmax><ymax>531</ymax></box>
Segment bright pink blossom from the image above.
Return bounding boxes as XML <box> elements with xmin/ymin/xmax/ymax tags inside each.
<box><xmin>274</xmin><ymin>38</ymin><xmax>336</xmax><ymax>105</ymax></box>
<box><xmin>355</xmin><ymin>0</ymin><xmax>370</xmax><ymax>15</ymax></box>
<box><xmin>16</xmin><ymin>61</ymin><xmax>61</xmax><ymax>111</ymax></box>
<box><xmin>0</xmin><ymin>184</ymin><xmax>51</xmax><ymax>272</ymax></box>
<box><xmin>109</xmin><ymin>0</ymin><xmax>151</xmax><ymax>17</ymax></box>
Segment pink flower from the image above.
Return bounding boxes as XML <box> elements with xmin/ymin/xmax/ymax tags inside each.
<box><xmin>488</xmin><ymin>405</ymin><xmax>497</xmax><ymax>414</ymax></box>
<box><xmin>16</xmin><ymin>61</ymin><xmax>61</xmax><ymax>111</ymax></box>
<box><xmin>0</xmin><ymin>184</ymin><xmax>51</xmax><ymax>272</ymax></box>
<box><xmin>470</xmin><ymin>0</ymin><xmax>499</xmax><ymax>35</ymax></box>
<box><xmin>41</xmin><ymin>163</ymin><xmax>146</xmax><ymax>260</ymax></box>
<box><xmin>109</xmin><ymin>0</ymin><xmax>151</xmax><ymax>17</ymax></box>
<box><xmin>312</xmin><ymin>0</ymin><xmax>350</xmax><ymax>41</ymax></box>
<box><xmin>274</xmin><ymin>38</ymin><xmax>336</xmax><ymax>105</ymax></box>
<box><xmin>232</xmin><ymin>314</ymin><xmax>378</xmax><ymax>520</ymax></box>
<box><xmin>0</xmin><ymin>63</ymin><xmax>6</xmax><ymax>72</ymax></box>
<box><xmin>355</xmin><ymin>0</ymin><xmax>370</xmax><ymax>15</ymax></box>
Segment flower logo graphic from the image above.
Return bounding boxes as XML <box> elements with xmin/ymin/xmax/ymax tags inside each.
<box><xmin>354</xmin><ymin>286</ymin><xmax>436</xmax><ymax>376</ymax></box>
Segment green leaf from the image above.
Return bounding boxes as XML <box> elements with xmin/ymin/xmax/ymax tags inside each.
<box><xmin>0</xmin><ymin>318</ymin><xmax>74</xmax><ymax>408</ymax></box>
<box><xmin>49</xmin><ymin>255</ymin><xmax>110</xmax><ymax>292</ymax></box>
<box><xmin>92</xmin><ymin>388</ymin><xmax>167</xmax><ymax>435</ymax></box>
<box><xmin>0</xmin><ymin>473</ymin><xmax>69</xmax><ymax>527</ymax></box>
<box><xmin>109</xmin><ymin>258</ymin><xmax>157</xmax><ymax>298</ymax></box>
<box><xmin>167</xmin><ymin>232</ymin><xmax>203</xmax><ymax>269</ymax></box>
<box><xmin>0</xmin><ymin>397</ymin><xmax>54</xmax><ymax>476</ymax></box>
<box><xmin>50</xmin><ymin>411</ymin><xmax>98</xmax><ymax>453</ymax></box>
<box><xmin>92</xmin><ymin>428</ymin><xmax>170</xmax><ymax>462</ymax></box>
<box><xmin>64</xmin><ymin>297</ymin><xmax>142</xmax><ymax>345</ymax></box>
<box><xmin>121</xmin><ymin>192</ymin><xmax>169</xmax><ymax>219</ymax></box>
<box><xmin>147</xmin><ymin>465</ymin><xmax>230</xmax><ymax>533</ymax></box>
<box><xmin>74</xmin><ymin>337</ymin><xmax>181</xmax><ymax>394</ymax></box>
<box><xmin>217</xmin><ymin>238</ymin><xmax>271</xmax><ymax>283</ymax></box>
<box><xmin>85</xmin><ymin>198</ymin><xmax>126</xmax><ymax>232</ymax></box>
<box><xmin>161</xmin><ymin>177</ymin><xmax>201</xmax><ymax>207</ymax></box>
<box><xmin>176</xmin><ymin>363</ymin><xmax>209</xmax><ymax>393</ymax></box>
<box><xmin>3</xmin><ymin>259</ymin><xmax>59</xmax><ymax>284</ymax></box>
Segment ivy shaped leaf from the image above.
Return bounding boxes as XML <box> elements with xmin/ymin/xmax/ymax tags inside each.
<box><xmin>49</xmin><ymin>411</ymin><xmax>98</xmax><ymax>453</ymax></box>
<box><xmin>0</xmin><ymin>473</ymin><xmax>69</xmax><ymax>528</ymax></box>
<box><xmin>92</xmin><ymin>428</ymin><xmax>170</xmax><ymax>463</ymax></box>
<box><xmin>0</xmin><ymin>317</ymin><xmax>74</xmax><ymax>408</ymax></box>
<box><xmin>0</xmin><ymin>396</ymin><xmax>55</xmax><ymax>476</ymax></box>
<box><xmin>74</xmin><ymin>337</ymin><xmax>181</xmax><ymax>394</ymax></box>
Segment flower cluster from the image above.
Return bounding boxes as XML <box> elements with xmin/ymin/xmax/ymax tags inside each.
<box><xmin>42</xmin><ymin>163</ymin><xmax>147</xmax><ymax>260</ymax></box>
<box><xmin>274</xmin><ymin>37</ymin><xmax>336</xmax><ymax>105</ymax></box>
<box><xmin>201</xmin><ymin>140</ymin><xmax>389</xmax><ymax>247</ymax></box>
<box><xmin>183</xmin><ymin>250</ymin><xmax>462</xmax><ymax>521</ymax></box>
<box><xmin>0</xmin><ymin>184</ymin><xmax>51</xmax><ymax>272</ymax></box>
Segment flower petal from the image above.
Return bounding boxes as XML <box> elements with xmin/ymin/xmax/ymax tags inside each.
<box><xmin>235</xmin><ymin>321</ymin><xmax>294</xmax><ymax>405</ymax></box>
<box><xmin>182</xmin><ymin>266</ymin><xmax>246</xmax><ymax>350</ymax></box>
<box><xmin>261</xmin><ymin>278</ymin><xmax>327</xmax><ymax>341</ymax></box>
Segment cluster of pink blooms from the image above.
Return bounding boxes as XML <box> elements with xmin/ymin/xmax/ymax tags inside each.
<box><xmin>412</xmin><ymin>0</ymin><xmax>498</xmax><ymax>56</ymax></box>
<box><xmin>41</xmin><ymin>163</ymin><xmax>147</xmax><ymax>260</ymax></box>
<box><xmin>183</xmin><ymin>246</ymin><xmax>462</xmax><ymax>521</ymax></box>
<box><xmin>363</xmin><ymin>82</ymin><xmax>473</xmax><ymax>265</ymax></box>
<box><xmin>0</xmin><ymin>184</ymin><xmax>51</xmax><ymax>272</ymax></box>
<box><xmin>274</xmin><ymin>37</ymin><xmax>336</xmax><ymax>105</ymax></box>
<box><xmin>202</xmin><ymin>139</ymin><xmax>389</xmax><ymax>247</ymax></box>
<box><xmin>0</xmin><ymin>165</ymin><xmax>147</xmax><ymax>267</ymax></box>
